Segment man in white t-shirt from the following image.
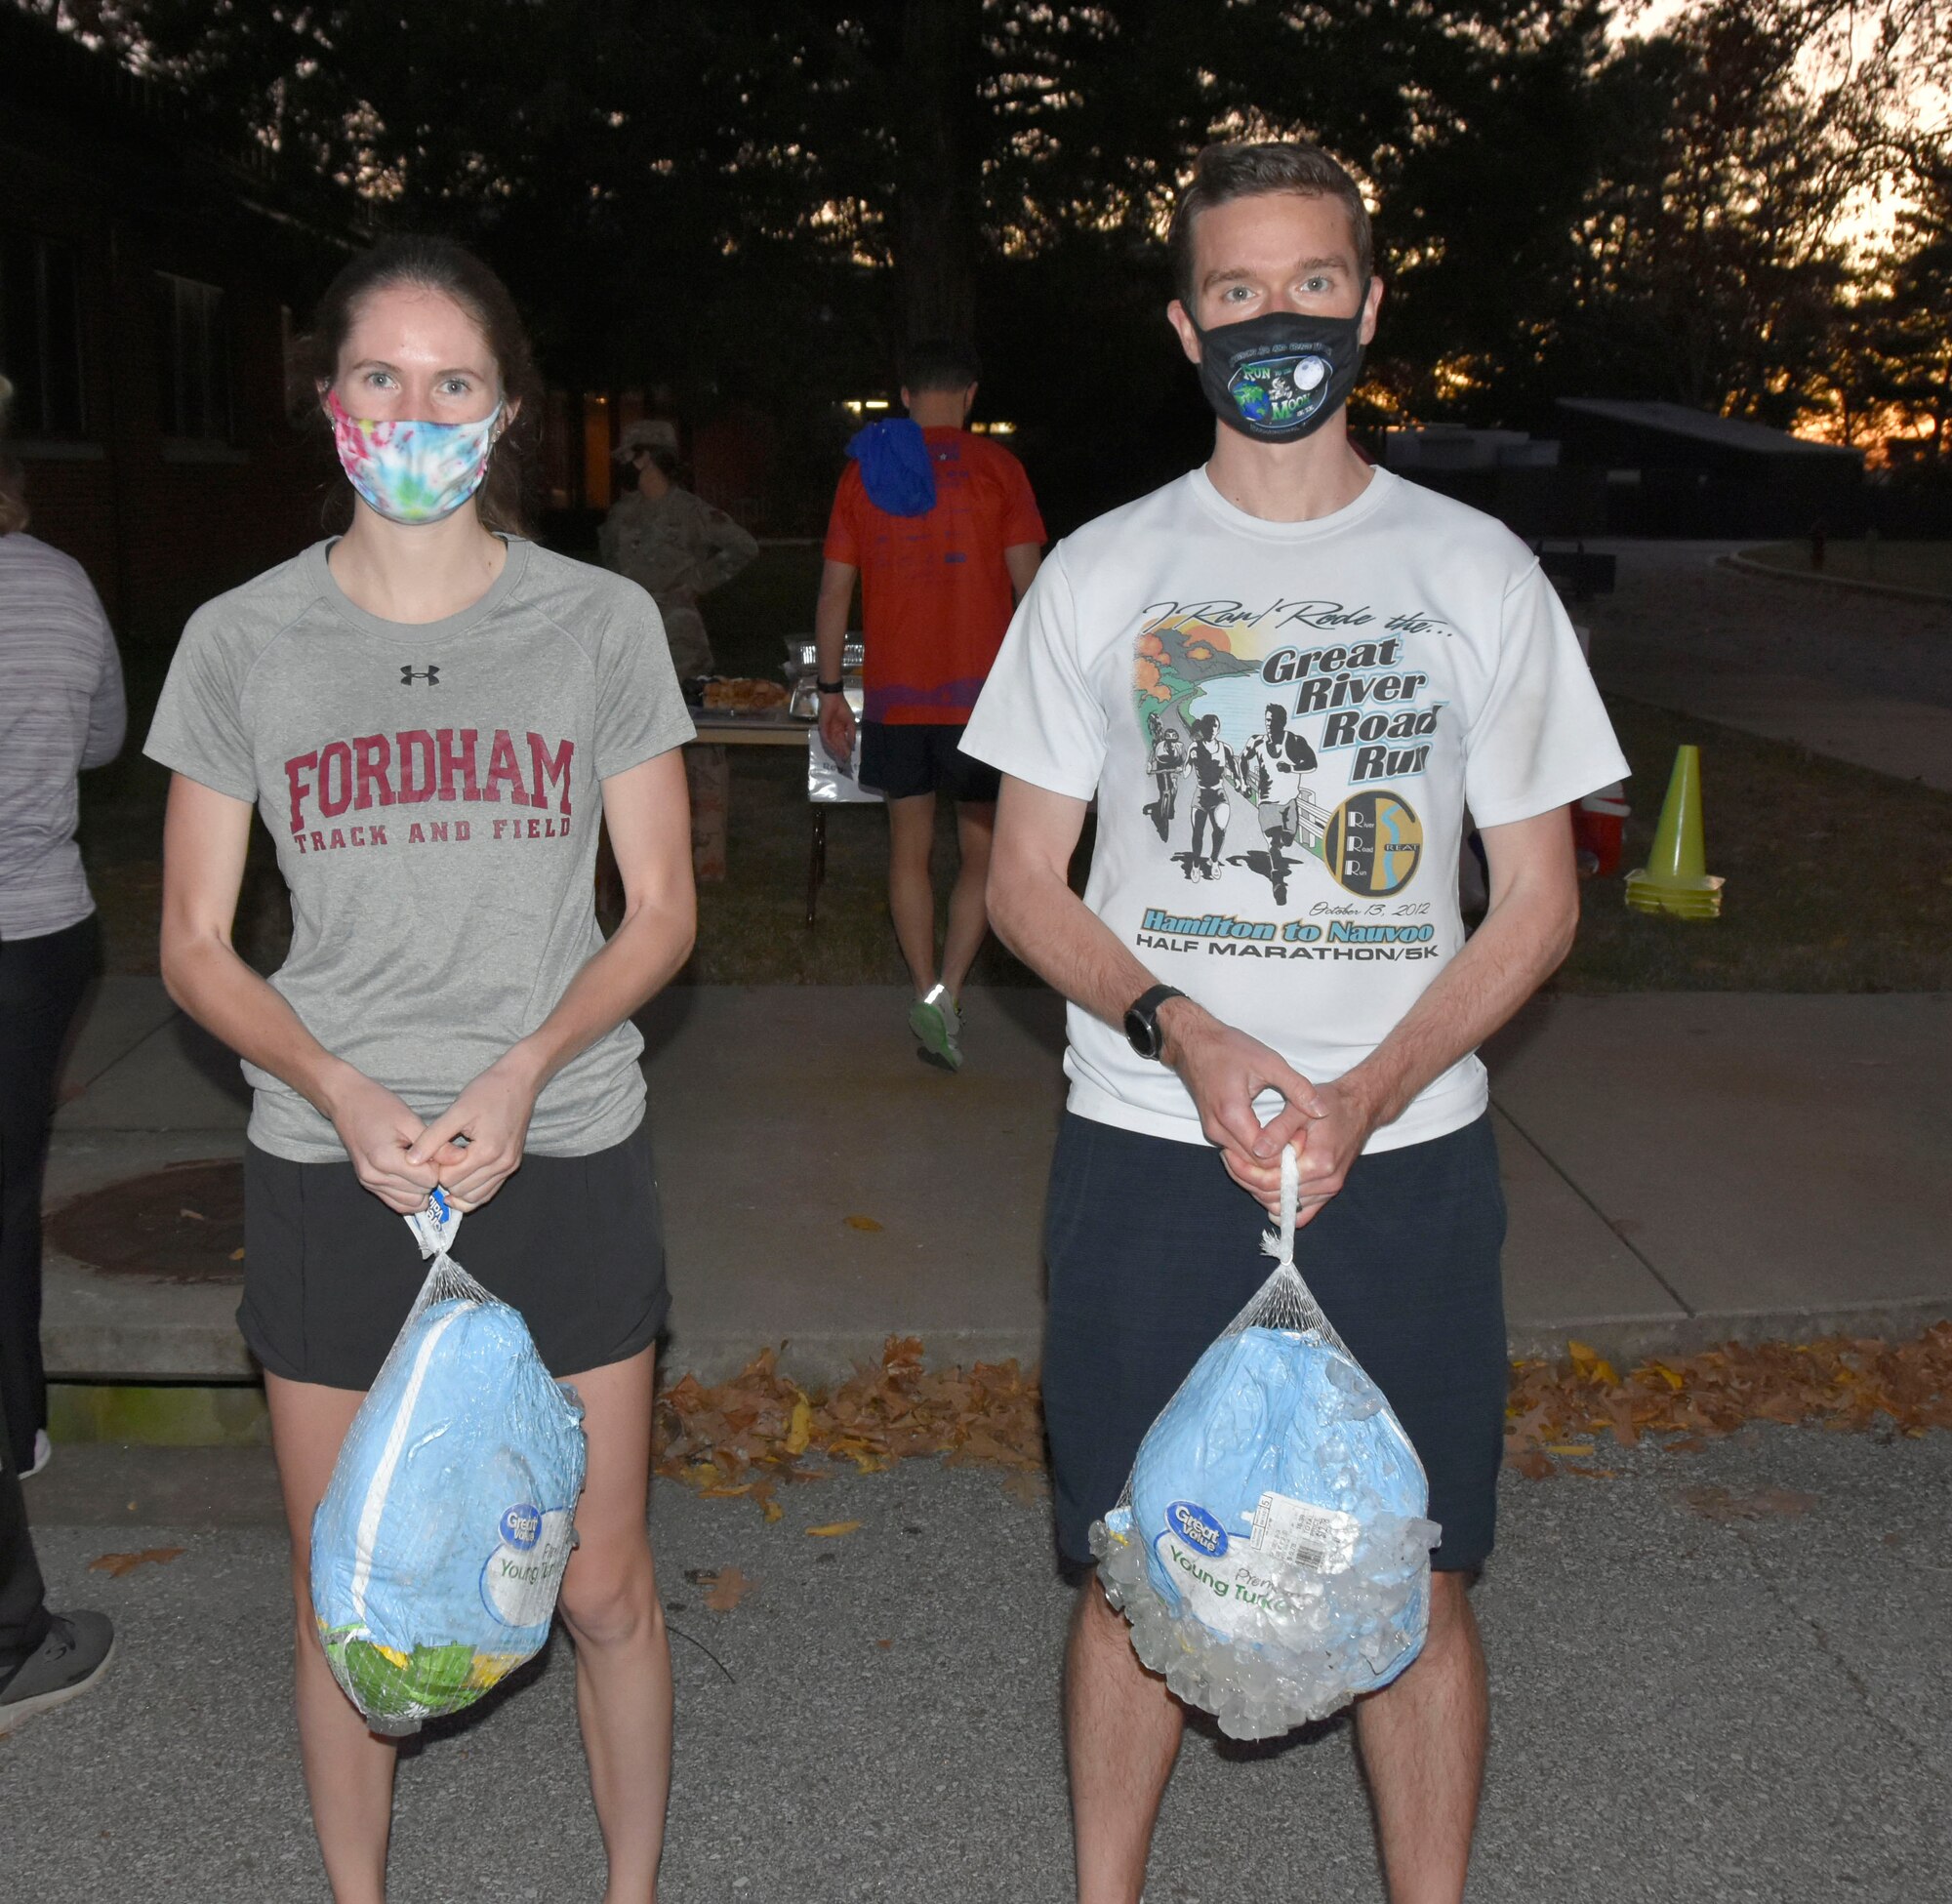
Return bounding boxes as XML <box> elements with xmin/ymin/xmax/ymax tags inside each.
<box><xmin>964</xmin><ymin>141</ymin><xmax>1628</xmax><ymax>1902</ymax></box>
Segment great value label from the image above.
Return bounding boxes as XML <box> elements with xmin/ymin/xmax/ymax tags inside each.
<box><xmin>479</xmin><ymin>1504</ymin><xmax>575</xmax><ymax>1629</ymax></box>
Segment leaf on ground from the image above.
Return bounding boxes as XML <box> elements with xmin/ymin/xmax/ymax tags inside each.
<box><xmin>784</xmin><ymin>1395</ymin><xmax>812</xmax><ymax>1457</ymax></box>
<box><xmin>702</xmin><ymin>1566</ymin><xmax>756</xmax><ymax>1612</ymax></box>
<box><xmin>874</xmin><ymin>1638</ymin><xmax>894</xmax><ymax>1650</ymax></box>
<box><xmin>1001</xmin><ymin>1471</ymin><xmax>1049</xmax><ymax>1507</ymax></box>
<box><xmin>805</xmin><ymin>1520</ymin><xmax>862</xmax><ymax>1539</ymax></box>
<box><xmin>1683</xmin><ymin>1484</ymin><xmax>1819</xmax><ymax>1522</ymax></box>
<box><xmin>844</xmin><ymin>1214</ymin><xmax>883</xmax><ymax>1232</ymax></box>
<box><xmin>1504</xmin><ymin>1448</ymin><xmax>1555</xmax><ymax>1480</ymax></box>
<box><xmin>89</xmin><ymin>1547</ymin><xmax>184</xmax><ymax>1577</ymax></box>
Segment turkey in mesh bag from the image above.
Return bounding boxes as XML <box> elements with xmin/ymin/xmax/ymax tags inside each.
<box><xmin>1090</xmin><ymin>1147</ymin><xmax>1441</xmax><ymax>1740</ymax></box>
<box><xmin>310</xmin><ymin>1189</ymin><xmax>588</xmax><ymax>1735</ymax></box>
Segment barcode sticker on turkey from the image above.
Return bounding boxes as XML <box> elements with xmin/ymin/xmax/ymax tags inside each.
<box><xmin>1251</xmin><ymin>1490</ymin><xmax>1359</xmax><ymax>1574</ymax></box>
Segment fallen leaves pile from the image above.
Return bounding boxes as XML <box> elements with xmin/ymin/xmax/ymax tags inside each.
<box><xmin>656</xmin><ymin>1326</ymin><xmax>1952</xmax><ymax>1515</ymax></box>
<box><xmin>654</xmin><ymin>1336</ymin><xmax>1043</xmax><ymax>1520</ymax></box>
<box><xmin>1503</xmin><ymin>1325</ymin><xmax>1952</xmax><ymax>1479</ymax></box>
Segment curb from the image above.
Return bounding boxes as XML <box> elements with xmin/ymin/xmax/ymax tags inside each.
<box><xmin>1721</xmin><ymin>551</ymin><xmax>1952</xmax><ymax>605</ymax></box>
<box><xmin>1504</xmin><ymin>1299</ymin><xmax>1952</xmax><ymax>1365</ymax></box>
<box><xmin>44</xmin><ymin>1305</ymin><xmax>1951</xmax><ymax>1447</ymax></box>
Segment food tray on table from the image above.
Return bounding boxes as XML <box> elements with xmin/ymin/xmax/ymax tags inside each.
<box><xmin>693</xmin><ymin>675</ymin><xmax>794</xmax><ymax>714</ymax></box>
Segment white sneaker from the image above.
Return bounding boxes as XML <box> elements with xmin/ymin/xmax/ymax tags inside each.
<box><xmin>23</xmin><ymin>1429</ymin><xmax>52</xmax><ymax>1479</ymax></box>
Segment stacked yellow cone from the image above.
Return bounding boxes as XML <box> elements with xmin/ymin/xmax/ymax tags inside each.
<box><xmin>1625</xmin><ymin>745</ymin><xmax>1723</xmax><ymax>919</ymax></box>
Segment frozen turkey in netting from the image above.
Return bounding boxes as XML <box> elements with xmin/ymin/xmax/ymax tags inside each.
<box><xmin>1089</xmin><ymin>1148</ymin><xmax>1440</xmax><ymax>1740</ymax></box>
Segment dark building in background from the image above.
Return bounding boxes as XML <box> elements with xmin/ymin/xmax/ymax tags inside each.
<box><xmin>0</xmin><ymin>9</ymin><xmax>351</xmax><ymax>650</ymax></box>
<box><xmin>1378</xmin><ymin>426</ymin><xmax>1606</xmax><ymax>539</ymax></box>
<box><xmin>1554</xmin><ymin>399</ymin><xmax>1868</xmax><ymax>538</ymax></box>
<box><xmin>1382</xmin><ymin>400</ymin><xmax>1939</xmax><ymax>543</ymax></box>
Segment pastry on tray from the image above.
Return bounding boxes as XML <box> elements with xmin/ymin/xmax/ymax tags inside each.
<box><xmin>700</xmin><ymin>676</ymin><xmax>792</xmax><ymax>713</ymax></box>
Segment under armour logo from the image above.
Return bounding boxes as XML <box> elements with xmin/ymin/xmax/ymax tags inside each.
<box><xmin>400</xmin><ymin>666</ymin><xmax>440</xmax><ymax>686</ymax></box>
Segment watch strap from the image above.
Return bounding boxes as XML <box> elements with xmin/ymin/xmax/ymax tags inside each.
<box><xmin>816</xmin><ymin>677</ymin><xmax>846</xmax><ymax>696</ymax></box>
<box><xmin>1124</xmin><ymin>983</ymin><xmax>1187</xmax><ymax>1059</ymax></box>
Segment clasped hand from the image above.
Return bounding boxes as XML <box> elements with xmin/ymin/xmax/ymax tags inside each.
<box><xmin>1163</xmin><ymin>1005</ymin><xmax>1378</xmax><ymax>1223</ymax></box>
<box><xmin>327</xmin><ymin>1059</ymin><xmax>541</xmax><ymax>1215</ymax></box>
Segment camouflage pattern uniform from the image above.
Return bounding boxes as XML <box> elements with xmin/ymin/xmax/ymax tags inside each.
<box><xmin>598</xmin><ymin>443</ymin><xmax>758</xmax><ymax>882</ymax></box>
<box><xmin>597</xmin><ymin>486</ymin><xmax>758</xmax><ymax>680</ymax></box>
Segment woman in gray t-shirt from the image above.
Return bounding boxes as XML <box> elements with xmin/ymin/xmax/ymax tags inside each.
<box><xmin>145</xmin><ymin>238</ymin><xmax>695</xmax><ymax>1890</ymax></box>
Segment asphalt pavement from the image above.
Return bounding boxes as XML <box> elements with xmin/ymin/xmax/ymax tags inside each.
<box><xmin>1577</xmin><ymin>541</ymin><xmax>1952</xmax><ymax>792</ymax></box>
<box><xmin>5</xmin><ymin>1428</ymin><xmax>1948</xmax><ymax>1901</ymax></box>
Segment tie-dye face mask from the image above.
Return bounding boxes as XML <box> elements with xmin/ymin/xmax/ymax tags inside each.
<box><xmin>327</xmin><ymin>388</ymin><xmax>503</xmax><ymax>524</ymax></box>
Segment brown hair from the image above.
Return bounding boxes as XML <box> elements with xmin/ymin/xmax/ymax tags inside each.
<box><xmin>291</xmin><ymin>235</ymin><xmax>543</xmax><ymax>538</ymax></box>
<box><xmin>0</xmin><ymin>454</ymin><xmax>26</xmax><ymax>537</ymax></box>
<box><xmin>1166</xmin><ymin>142</ymin><xmax>1375</xmax><ymax>309</ymax></box>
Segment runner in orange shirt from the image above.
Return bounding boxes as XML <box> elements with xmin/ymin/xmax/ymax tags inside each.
<box><xmin>815</xmin><ymin>341</ymin><xmax>1045</xmax><ymax>1068</ymax></box>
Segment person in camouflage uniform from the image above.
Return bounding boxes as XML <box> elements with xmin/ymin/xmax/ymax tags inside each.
<box><xmin>599</xmin><ymin>420</ymin><xmax>758</xmax><ymax>679</ymax></box>
<box><xmin>599</xmin><ymin>421</ymin><xmax>758</xmax><ymax>878</ymax></box>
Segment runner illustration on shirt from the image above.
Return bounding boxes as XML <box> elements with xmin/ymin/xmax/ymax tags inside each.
<box><xmin>1176</xmin><ymin>712</ymin><xmax>1233</xmax><ymax>881</ymax></box>
<box><xmin>1143</xmin><ymin>711</ymin><xmax>1188</xmax><ymax>842</ymax></box>
<box><xmin>1231</xmin><ymin>702</ymin><xmax>1327</xmax><ymax>904</ymax></box>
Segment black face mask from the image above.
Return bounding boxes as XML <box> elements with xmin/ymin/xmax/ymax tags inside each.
<box><xmin>1190</xmin><ymin>290</ymin><xmax>1369</xmax><ymax>443</ymax></box>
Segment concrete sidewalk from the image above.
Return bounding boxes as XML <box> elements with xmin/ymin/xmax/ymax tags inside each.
<box><xmin>39</xmin><ymin>980</ymin><xmax>1952</xmax><ymax>1398</ymax></box>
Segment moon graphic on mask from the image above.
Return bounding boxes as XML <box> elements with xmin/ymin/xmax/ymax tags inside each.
<box><xmin>1293</xmin><ymin>356</ymin><xmax>1328</xmax><ymax>391</ymax></box>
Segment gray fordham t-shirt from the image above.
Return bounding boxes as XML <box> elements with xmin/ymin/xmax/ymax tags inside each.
<box><xmin>144</xmin><ymin>538</ymin><xmax>695</xmax><ymax>1162</ymax></box>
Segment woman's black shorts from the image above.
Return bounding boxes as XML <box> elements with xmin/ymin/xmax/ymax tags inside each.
<box><xmin>1041</xmin><ymin>1112</ymin><xmax>1508</xmax><ymax>1574</ymax></box>
<box><xmin>240</xmin><ymin>1120</ymin><xmax>669</xmax><ymax>1391</ymax></box>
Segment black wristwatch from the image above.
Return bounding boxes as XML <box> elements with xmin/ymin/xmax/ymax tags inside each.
<box><xmin>815</xmin><ymin>677</ymin><xmax>846</xmax><ymax>696</ymax></box>
<box><xmin>1123</xmin><ymin>984</ymin><xmax>1187</xmax><ymax>1061</ymax></box>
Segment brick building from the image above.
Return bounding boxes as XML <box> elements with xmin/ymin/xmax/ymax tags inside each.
<box><xmin>1</xmin><ymin>10</ymin><xmax>352</xmax><ymax>651</ymax></box>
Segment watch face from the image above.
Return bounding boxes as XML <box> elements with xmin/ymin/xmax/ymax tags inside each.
<box><xmin>1124</xmin><ymin>1005</ymin><xmax>1159</xmax><ymax>1060</ymax></box>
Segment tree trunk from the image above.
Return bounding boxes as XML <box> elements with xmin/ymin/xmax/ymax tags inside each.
<box><xmin>896</xmin><ymin>0</ymin><xmax>981</xmax><ymax>347</ymax></box>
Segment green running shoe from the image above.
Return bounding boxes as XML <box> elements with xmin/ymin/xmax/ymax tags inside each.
<box><xmin>908</xmin><ymin>984</ymin><xmax>963</xmax><ymax>1071</ymax></box>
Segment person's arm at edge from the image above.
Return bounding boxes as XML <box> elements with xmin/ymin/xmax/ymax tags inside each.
<box><xmin>82</xmin><ymin>596</ymin><xmax>126</xmax><ymax>769</ymax></box>
<box><xmin>159</xmin><ymin>773</ymin><xmax>436</xmax><ymax>1210</ymax></box>
<box><xmin>1227</xmin><ymin>805</ymin><xmax>1580</xmax><ymax>1219</ymax></box>
<box><xmin>986</xmin><ymin>773</ymin><xmax>1325</xmax><ymax>1164</ymax></box>
<box><xmin>1004</xmin><ymin>541</ymin><xmax>1041</xmax><ymax>602</ymax></box>
<box><xmin>407</xmin><ymin>748</ymin><xmax>696</xmax><ymax>1206</ymax></box>
<box><xmin>815</xmin><ymin>556</ymin><xmax>859</xmax><ymax>765</ymax></box>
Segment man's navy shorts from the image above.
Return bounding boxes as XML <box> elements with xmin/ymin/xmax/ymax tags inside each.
<box><xmin>859</xmin><ymin>720</ymin><xmax>1001</xmax><ymax>803</ymax></box>
<box><xmin>1041</xmin><ymin>1112</ymin><xmax>1508</xmax><ymax>1574</ymax></box>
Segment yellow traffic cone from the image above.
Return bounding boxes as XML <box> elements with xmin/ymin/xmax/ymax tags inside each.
<box><xmin>1625</xmin><ymin>745</ymin><xmax>1723</xmax><ymax>918</ymax></box>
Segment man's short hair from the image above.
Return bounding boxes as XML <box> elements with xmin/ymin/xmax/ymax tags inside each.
<box><xmin>1167</xmin><ymin>142</ymin><xmax>1375</xmax><ymax>308</ymax></box>
<box><xmin>901</xmin><ymin>338</ymin><xmax>981</xmax><ymax>393</ymax></box>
